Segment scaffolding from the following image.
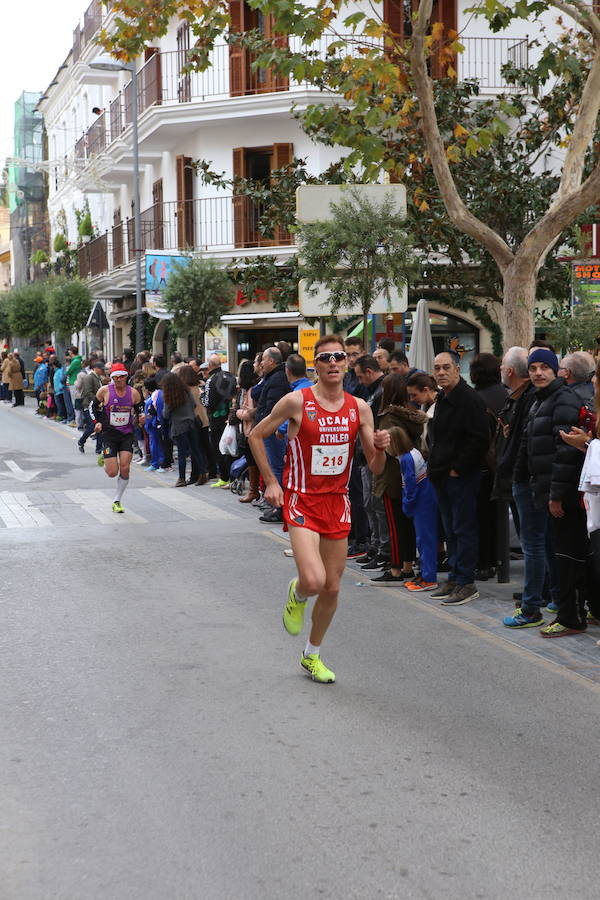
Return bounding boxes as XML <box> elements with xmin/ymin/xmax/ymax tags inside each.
<box><xmin>8</xmin><ymin>92</ymin><xmax>44</xmax><ymax>213</ymax></box>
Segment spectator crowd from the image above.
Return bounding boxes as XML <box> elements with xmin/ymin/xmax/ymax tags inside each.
<box><xmin>15</xmin><ymin>334</ymin><xmax>600</xmax><ymax>647</ymax></box>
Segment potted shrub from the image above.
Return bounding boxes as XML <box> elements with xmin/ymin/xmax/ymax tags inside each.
<box><xmin>53</xmin><ymin>233</ymin><xmax>68</xmax><ymax>253</ymax></box>
<box><xmin>78</xmin><ymin>212</ymin><xmax>94</xmax><ymax>244</ymax></box>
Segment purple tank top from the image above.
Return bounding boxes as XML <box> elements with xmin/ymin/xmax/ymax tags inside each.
<box><xmin>106</xmin><ymin>383</ymin><xmax>134</xmax><ymax>433</ymax></box>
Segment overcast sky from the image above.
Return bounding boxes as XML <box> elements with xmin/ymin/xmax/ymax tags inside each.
<box><xmin>0</xmin><ymin>0</ymin><xmax>89</xmax><ymax>170</ymax></box>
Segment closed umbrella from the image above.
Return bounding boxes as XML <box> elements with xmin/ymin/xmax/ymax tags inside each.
<box><xmin>407</xmin><ymin>298</ymin><xmax>435</xmax><ymax>374</ymax></box>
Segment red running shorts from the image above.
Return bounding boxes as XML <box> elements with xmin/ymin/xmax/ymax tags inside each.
<box><xmin>282</xmin><ymin>489</ymin><xmax>352</xmax><ymax>540</ymax></box>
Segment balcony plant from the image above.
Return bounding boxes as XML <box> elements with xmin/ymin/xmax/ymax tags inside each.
<box><xmin>78</xmin><ymin>211</ymin><xmax>94</xmax><ymax>244</ymax></box>
<box><xmin>53</xmin><ymin>233</ymin><xmax>68</xmax><ymax>253</ymax></box>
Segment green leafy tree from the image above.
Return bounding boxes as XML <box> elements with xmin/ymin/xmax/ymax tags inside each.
<box><xmin>0</xmin><ymin>296</ymin><xmax>11</xmax><ymax>343</ymax></box>
<box><xmin>298</xmin><ymin>190</ymin><xmax>417</xmax><ymax>339</ymax></box>
<box><xmin>7</xmin><ymin>282</ymin><xmax>49</xmax><ymax>340</ymax></box>
<box><xmin>46</xmin><ymin>278</ymin><xmax>92</xmax><ymax>339</ymax></box>
<box><xmin>163</xmin><ymin>257</ymin><xmax>235</xmax><ymax>354</ymax></box>
<box><xmin>101</xmin><ymin>0</ymin><xmax>600</xmax><ymax>347</ymax></box>
<box><xmin>537</xmin><ymin>297</ymin><xmax>600</xmax><ymax>355</ymax></box>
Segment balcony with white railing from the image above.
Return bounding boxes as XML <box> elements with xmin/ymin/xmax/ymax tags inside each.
<box><xmin>72</xmin><ymin>34</ymin><xmax>530</xmax><ymax>165</ymax></box>
<box><xmin>80</xmin><ymin>196</ymin><xmax>293</xmax><ymax>281</ymax></box>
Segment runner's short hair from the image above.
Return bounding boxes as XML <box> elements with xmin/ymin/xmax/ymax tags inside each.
<box><xmin>314</xmin><ymin>334</ymin><xmax>345</xmax><ymax>355</ymax></box>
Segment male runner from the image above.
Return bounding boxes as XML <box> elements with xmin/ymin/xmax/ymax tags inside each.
<box><xmin>89</xmin><ymin>361</ymin><xmax>145</xmax><ymax>513</ymax></box>
<box><xmin>249</xmin><ymin>335</ymin><xmax>390</xmax><ymax>683</ymax></box>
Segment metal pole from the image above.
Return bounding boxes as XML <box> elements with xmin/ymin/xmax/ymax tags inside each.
<box><xmin>131</xmin><ymin>62</ymin><xmax>144</xmax><ymax>354</ymax></box>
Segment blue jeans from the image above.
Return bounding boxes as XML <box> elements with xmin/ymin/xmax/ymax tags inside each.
<box><xmin>264</xmin><ymin>433</ymin><xmax>286</xmax><ymax>487</ymax></box>
<box><xmin>63</xmin><ymin>387</ymin><xmax>75</xmax><ymax>422</ymax></box>
<box><xmin>434</xmin><ymin>471</ymin><xmax>481</xmax><ymax>585</ymax></box>
<box><xmin>512</xmin><ymin>482</ymin><xmax>552</xmax><ymax>614</ymax></box>
<box><xmin>175</xmin><ymin>427</ymin><xmax>206</xmax><ymax>481</ymax></box>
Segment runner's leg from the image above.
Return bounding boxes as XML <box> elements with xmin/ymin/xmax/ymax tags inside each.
<box><xmin>114</xmin><ymin>451</ymin><xmax>132</xmax><ymax>503</ymax></box>
<box><xmin>289</xmin><ymin>525</ymin><xmax>326</xmax><ymax>598</ymax></box>
<box><xmin>309</xmin><ymin>536</ymin><xmax>347</xmax><ymax>647</ymax></box>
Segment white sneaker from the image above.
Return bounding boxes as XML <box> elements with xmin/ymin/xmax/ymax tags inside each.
<box><xmin>283</xmin><ymin>548</ymin><xmax>294</xmax><ymax>557</ymax></box>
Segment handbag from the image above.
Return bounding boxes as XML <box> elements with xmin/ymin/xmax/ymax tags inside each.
<box><xmin>219</xmin><ymin>422</ymin><xmax>238</xmax><ymax>457</ymax></box>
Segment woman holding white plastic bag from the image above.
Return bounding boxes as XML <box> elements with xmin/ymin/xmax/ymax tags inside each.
<box><xmin>560</xmin><ymin>357</ymin><xmax>600</xmax><ymax>643</ymax></box>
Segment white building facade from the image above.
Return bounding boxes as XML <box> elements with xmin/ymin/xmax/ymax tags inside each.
<box><xmin>38</xmin><ymin>0</ymin><xmax>554</xmax><ymax>367</ymax></box>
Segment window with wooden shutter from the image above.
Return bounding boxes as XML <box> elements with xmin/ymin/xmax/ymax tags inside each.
<box><xmin>229</xmin><ymin>0</ymin><xmax>249</xmax><ymax>97</ymax></box>
<box><xmin>232</xmin><ymin>145</ymin><xmax>294</xmax><ymax>248</ymax></box>
<box><xmin>430</xmin><ymin>0</ymin><xmax>457</xmax><ymax>78</ymax></box>
<box><xmin>177</xmin><ymin>23</ymin><xmax>191</xmax><ymax>102</ymax></box>
<box><xmin>229</xmin><ymin>1</ymin><xmax>288</xmax><ymax>96</ymax></box>
<box><xmin>176</xmin><ymin>156</ymin><xmax>194</xmax><ymax>249</ymax></box>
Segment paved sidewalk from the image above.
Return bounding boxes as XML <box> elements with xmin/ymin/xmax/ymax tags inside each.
<box><xmin>347</xmin><ymin>557</ymin><xmax>600</xmax><ymax>686</ymax></box>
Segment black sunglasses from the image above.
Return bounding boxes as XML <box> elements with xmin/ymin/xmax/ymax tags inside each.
<box><xmin>315</xmin><ymin>351</ymin><xmax>347</xmax><ymax>363</ymax></box>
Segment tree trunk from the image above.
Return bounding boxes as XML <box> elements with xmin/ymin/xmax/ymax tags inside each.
<box><xmin>502</xmin><ymin>262</ymin><xmax>537</xmax><ymax>349</ymax></box>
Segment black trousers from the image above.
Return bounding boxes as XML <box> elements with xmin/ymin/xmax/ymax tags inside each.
<box><xmin>589</xmin><ymin>529</ymin><xmax>600</xmax><ymax>619</ymax></box>
<box><xmin>349</xmin><ymin>463</ymin><xmax>369</xmax><ymax>544</ymax></box>
<box><xmin>476</xmin><ymin>468</ymin><xmax>498</xmax><ymax>569</ymax></box>
<box><xmin>553</xmin><ymin>500</ymin><xmax>592</xmax><ymax>630</ymax></box>
<box><xmin>383</xmin><ymin>493</ymin><xmax>416</xmax><ymax>568</ymax></box>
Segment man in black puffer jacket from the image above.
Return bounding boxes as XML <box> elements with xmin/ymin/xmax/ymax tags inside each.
<box><xmin>505</xmin><ymin>348</ymin><xmax>588</xmax><ymax>635</ymax></box>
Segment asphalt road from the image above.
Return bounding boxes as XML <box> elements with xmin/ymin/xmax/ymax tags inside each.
<box><xmin>1</xmin><ymin>402</ymin><xmax>599</xmax><ymax>900</ymax></box>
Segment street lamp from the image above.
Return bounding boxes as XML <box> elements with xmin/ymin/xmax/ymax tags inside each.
<box><xmin>89</xmin><ymin>57</ymin><xmax>144</xmax><ymax>354</ymax></box>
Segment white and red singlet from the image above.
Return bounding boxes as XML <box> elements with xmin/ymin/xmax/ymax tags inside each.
<box><xmin>282</xmin><ymin>387</ymin><xmax>360</xmax><ymax>539</ymax></box>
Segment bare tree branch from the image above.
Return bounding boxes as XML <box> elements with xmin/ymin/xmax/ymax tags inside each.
<box><xmin>410</xmin><ymin>0</ymin><xmax>514</xmax><ymax>272</ymax></box>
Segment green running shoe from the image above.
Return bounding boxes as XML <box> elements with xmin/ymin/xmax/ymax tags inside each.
<box><xmin>300</xmin><ymin>653</ymin><xmax>335</xmax><ymax>683</ymax></box>
<box><xmin>211</xmin><ymin>479</ymin><xmax>228</xmax><ymax>488</ymax></box>
<box><xmin>112</xmin><ymin>501</ymin><xmax>124</xmax><ymax>514</ymax></box>
<box><xmin>283</xmin><ymin>578</ymin><xmax>305</xmax><ymax>635</ymax></box>
<box><xmin>97</xmin><ymin>454</ymin><xmax>105</xmax><ymax>467</ymax></box>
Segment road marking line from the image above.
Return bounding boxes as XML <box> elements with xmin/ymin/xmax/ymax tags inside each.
<box><xmin>65</xmin><ymin>489</ymin><xmax>147</xmax><ymax>525</ymax></box>
<box><xmin>140</xmin><ymin>487</ymin><xmax>238</xmax><ymax>520</ymax></box>
<box><xmin>0</xmin><ymin>492</ymin><xmax>50</xmax><ymax>528</ymax></box>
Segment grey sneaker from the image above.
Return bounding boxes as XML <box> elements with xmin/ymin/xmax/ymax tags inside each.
<box><xmin>441</xmin><ymin>583</ymin><xmax>479</xmax><ymax>606</ymax></box>
<box><xmin>429</xmin><ymin>580</ymin><xmax>457</xmax><ymax>600</ymax></box>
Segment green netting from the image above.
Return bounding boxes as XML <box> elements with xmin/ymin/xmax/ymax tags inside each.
<box><xmin>8</xmin><ymin>92</ymin><xmax>43</xmax><ymax>213</ymax></box>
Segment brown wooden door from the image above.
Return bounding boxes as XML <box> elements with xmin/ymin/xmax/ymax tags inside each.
<box><xmin>272</xmin><ymin>143</ymin><xmax>293</xmax><ymax>245</ymax></box>
<box><xmin>152</xmin><ymin>179</ymin><xmax>164</xmax><ymax>249</ymax></box>
<box><xmin>232</xmin><ymin>147</ymin><xmax>250</xmax><ymax>247</ymax></box>
<box><xmin>176</xmin><ymin>156</ymin><xmax>194</xmax><ymax>248</ymax></box>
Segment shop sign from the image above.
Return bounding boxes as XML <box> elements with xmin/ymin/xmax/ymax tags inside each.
<box><xmin>572</xmin><ymin>261</ymin><xmax>600</xmax><ymax>308</ymax></box>
<box><xmin>298</xmin><ymin>328</ymin><xmax>320</xmax><ymax>366</ymax></box>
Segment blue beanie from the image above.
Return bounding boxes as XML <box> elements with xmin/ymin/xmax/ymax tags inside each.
<box><xmin>527</xmin><ymin>348</ymin><xmax>558</xmax><ymax>374</ymax></box>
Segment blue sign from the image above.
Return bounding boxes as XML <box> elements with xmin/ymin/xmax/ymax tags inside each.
<box><xmin>145</xmin><ymin>253</ymin><xmax>190</xmax><ymax>292</ymax></box>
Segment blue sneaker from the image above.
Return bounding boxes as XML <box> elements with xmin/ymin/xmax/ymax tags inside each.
<box><xmin>144</xmin><ymin>465</ymin><xmax>158</xmax><ymax>471</ymax></box>
<box><xmin>503</xmin><ymin>607</ymin><xmax>544</xmax><ymax>628</ymax></box>
<box><xmin>546</xmin><ymin>600</ymin><xmax>559</xmax><ymax>612</ymax></box>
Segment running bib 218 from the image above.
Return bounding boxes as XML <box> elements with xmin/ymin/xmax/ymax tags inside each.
<box><xmin>310</xmin><ymin>443</ymin><xmax>349</xmax><ymax>476</ymax></box>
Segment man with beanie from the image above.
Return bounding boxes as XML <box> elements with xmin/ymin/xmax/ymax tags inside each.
<box><xmin>504</xmin><ymin>348</ymin><xmax>586</xmax><ymax>633</ymax></box>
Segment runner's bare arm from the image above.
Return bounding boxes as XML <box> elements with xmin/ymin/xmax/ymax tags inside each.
<box><xmin>248</xmin><ymin>392</ymin><xmax>303</xmax><ymax>507</ymax></box>
<box><xmin>356</xmin><ymin>398</ymin><xmax>390</xmax><ymax>475</ymax></box>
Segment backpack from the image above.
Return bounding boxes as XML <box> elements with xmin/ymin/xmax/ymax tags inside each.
<box><xmin>211</xmin><ymin>369</ymin><xmax>236</xmax><ymax>405</ymax></box>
